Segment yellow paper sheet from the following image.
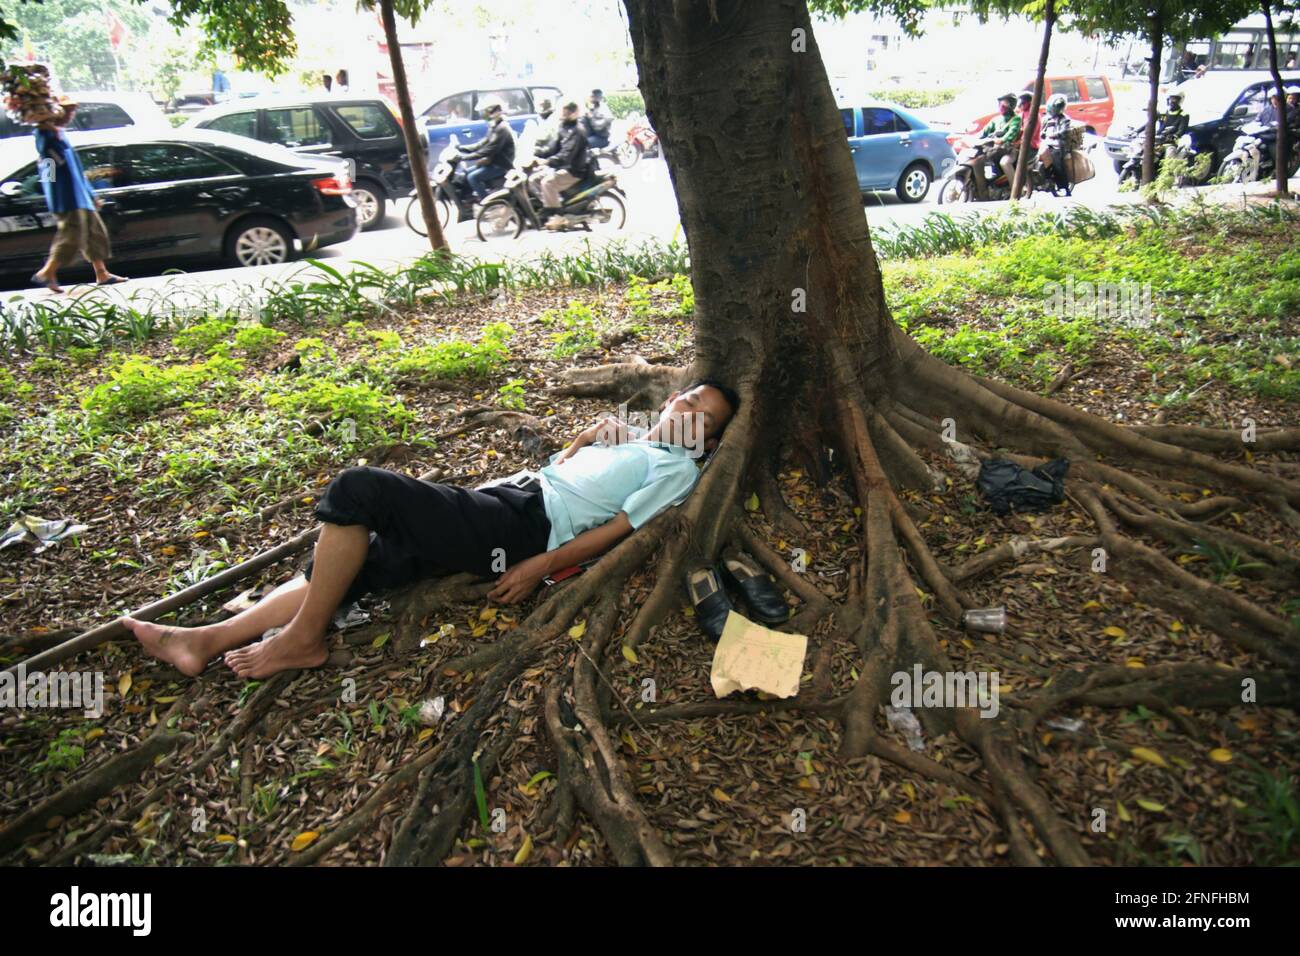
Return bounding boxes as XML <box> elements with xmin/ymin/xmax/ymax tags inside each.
<box><xmin>710</xmin><ymin>610</ymin><xmax>808</xmax><ymax>699</ymax></box>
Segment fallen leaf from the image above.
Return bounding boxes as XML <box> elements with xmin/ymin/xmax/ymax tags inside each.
<box><xmin>1135</xmin><ymin>799</ymin><xmax>1166</xmax><ymax>813</ymax></box>
<box><xmin>291</xmin><ymin>831</ymin><xmax>320</xmax><ymax>852</ymax></box>
<box><xmin>513</xmin><ymin>834</ymin><xmax>533</xmax><ymax>865</ymax></box>
<box><xmin>893</xmin><ymin>810</ymin><xmax>912</xmax><ymax>824</ymax></box>
<box><xmin>568</xmin><ymin>620</ymin><xmax>587</xmax><ymax>640</ymax></box>
<box><xmin>621</xmin><ymin>644</ymin><xmax>638</xmax><ymax>665</ymax></box>
<box><xmin>1209</xmin><ymin>748</ymin><xmax>1233</xmax><ymax>763</ymax></box>
<box><xmin>1131</xmin><ymin>747</ymin><xmax>1169</xmax><ymax>769</ymax></box>
<box><xmin>117</xmin><ymin>673</ymin><xmax>132</xmax><ymax>697</ymax></box>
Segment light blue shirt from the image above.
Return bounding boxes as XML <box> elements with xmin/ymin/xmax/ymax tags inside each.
<box><xmin>537</xmin><ymin>425</ymin><xmax>702</xmax><ymax>551</ymax></box>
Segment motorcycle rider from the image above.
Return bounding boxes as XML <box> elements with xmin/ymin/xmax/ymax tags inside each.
<box><xmin>530</xmin><ymin>101</ymin><xmax>594</xmax><ymax>226</ymax></box>
<box><xmin>975</xmin><ymin>93</ymin><xmax>1022</xmax><ymax>195</ymax></box>
<box><xmin>534</xmin><ymin>97</ymin><xmax>559</xmax><ymax>153</ymax></box>
<box><xmin>460</xmin><ymin>99</ymin><xmax>516</xmax><ymax>203</ymax></box>
<box><xmin>1037</xmin><ymin>93</ymin><xmax>1072</xmax><ymax>195</ymax></box>
<box><xmin>1156</xmin><ymin>91</ymin><xmax>1189</xmax><ymax>143</ymax></box>
<box><xmin>583</xmin><ymin>88</ymin><xmax>615</xmax><ymax>151</ymax></box>
<box><xmin>1003</xmin><ymin>90</ymin><xmax>1040</xmax><ymax>182</ymax></box>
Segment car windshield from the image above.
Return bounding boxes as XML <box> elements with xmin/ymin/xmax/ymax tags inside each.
<box><xmin>1172</xmin><ymin>79</ymin><xmax>1253</xmax><ymax>125</ymax></box>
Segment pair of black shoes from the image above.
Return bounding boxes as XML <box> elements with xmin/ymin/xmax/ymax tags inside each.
<box><xmin>686</xmin><ymin>553</ymin><xmax>790</xmax><ymax>642</ymax></box>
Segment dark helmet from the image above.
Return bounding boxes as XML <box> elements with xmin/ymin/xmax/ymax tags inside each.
<box><xmin>1018</xmin><ymin>90</ymin><xmax>1034</xmax><ymax>104</ymax></box>
<box><xmin>998</xmin><ymin>92</ymin><xmax>1017</xmax><ymax>106</ymax></box>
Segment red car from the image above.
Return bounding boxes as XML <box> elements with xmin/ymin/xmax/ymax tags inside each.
<box><xmin>935</xmin><ymin>74</ymin><xmax>1116</xmax><ymax>147</ymax></box>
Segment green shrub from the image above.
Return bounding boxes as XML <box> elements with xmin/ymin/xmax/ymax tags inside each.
<box><xmin>540</xmin><ymin>301</ymin><xmax>601</xmax><ymax>357</ymax></box>
<box><xmin>81</xmin><ymin>354</ymin><xmax>244</xmax><ymax>426</ymax></box>
<box><xmin>232</xmin><ymin>325</ymin><xmax>287</xmax><ymax>357</ymax></box>
<box><xmin>497</xmin><ymin>378</ymin><xmax>526</xmax><ymax>410</ymax></box>
<box><xmin>173</xmin><ymin>318</ymin><xmax>236</xmax><ymax>354</ymax></box>
<box><xmin>265</xmin><ymin>379</ymin><xmax>413</xmax><ymax>437</ymax></box>
<box><xmin>67</xmin><ymin>346</ymin><xmax>101</xmax><ymax>366</ymax></box>
<box><xmin>605</xmin><ymin>90</ymin><xmax>645</xmax><ymax>119</ymax></box>
<box><xmin>390</xmin><ymin>323</ymin><xmax>513</xmax><ymax>382</ymax></box>
<box><xmin>867</xmin><ymin>87</ymin><xmax>959</xmax><ymax>110</ymax></box>
<box><xmin>32</xmin><ymin>728</ymin><xmax>85</xmax><ymax>774</ymax></box>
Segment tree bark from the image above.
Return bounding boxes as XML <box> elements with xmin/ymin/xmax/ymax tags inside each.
<box><xmin>1012</xmin><ymin>0</ymin><xmax>1055</xmax><ymax>200</ymax></box>
<box><xmin>379</xmin><ymin>0</ymin><xmax>448</xmax><ymax>251</ymax></box>
<box><xmin>623</xmin><ymin>0</ymin><xmax>899</xmax><ymax>446</ymax></box>
<box><xmin>1261</xmin><ymin>0</ymin><xmax>1293</xmax><ymax>197</ymax></box>
<box><xmin>1143</xmin><ymin>11</ymin><xmax>1164</xmax><ymax>186</ymax></box>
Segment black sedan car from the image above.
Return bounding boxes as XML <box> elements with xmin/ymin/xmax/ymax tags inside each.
<box><xmin>1103</xmin><ymin>70</ymin><xmax>1300</xmax><ymax>175</ymax></box>
<box><xmin>0</xmin><ymin>128</ymin><xmax>357</xmax><ymax>280</ymax></box>
<box><xmin>186</xmin><ymin>96</ymin><xmax>418</xmax><ymax>230</ymax></box>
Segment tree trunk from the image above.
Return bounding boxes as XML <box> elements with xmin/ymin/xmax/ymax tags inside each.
<box><xmin>1012</xmin><ymin>0</ymin><xmax>1056</xmax><ymax>200</ymax></box>
<box><xmin>1143</xmin><ymin>12</ymin><xmax>1164</xmax><ymax>186</ymax></box>
<box><xmin>1261</xmin><ymin>0</ymin><xmax>1293</xmax><ymax>197</ymax></box>
<box><xmin>379</xmin><ymin>0</ymin><xmax>447</xmax><ymax>252</ymax></box>
<box><xmin>623</xmin><ymin>0</ymin><xmax>898</xmax><ymax>453</ymax></box>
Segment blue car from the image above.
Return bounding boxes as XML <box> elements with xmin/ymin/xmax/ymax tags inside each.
<box><xmin>419</xmin><ymin>84</ymin><xmax>563</xmax><ymax>162</ymax></box>
<box><xmin>839</xmin><ymin>100</ymin><xmax>956</xmax><ymax>202</ymax></box>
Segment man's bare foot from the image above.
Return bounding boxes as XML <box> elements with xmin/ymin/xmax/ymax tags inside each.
<box><xmin>121</xmin><ymin>617</ymin><xmax>214</xmax><ymax>677</ymax></box>
<box><xmin>224</xmin><ymin>625</ymin><xmax>328</xmax><ymax>679</ymax></box>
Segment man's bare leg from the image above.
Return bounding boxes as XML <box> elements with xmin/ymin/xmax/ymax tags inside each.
<box><xmin>122</xmin><ymin>576</ymin><xmax>310</xmax><ymax>677</ymax></box>
<box><xmin>90</xmin><ymin>258</ymin><xmax>125</xmax><ymax>283</ymax></box>
<box><xmin>224</xmin><ymin>523</ymin><xmax>370</xmax><ymax>679</ymax></box>
<box><xmin>32</xmin><ymin>253</ymin><xmax>65</xmax><ymax>293</ymax></box>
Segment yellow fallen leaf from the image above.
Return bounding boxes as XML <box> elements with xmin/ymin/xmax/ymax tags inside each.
<box><xmin>893</xmin><ymin>810</ymin><xmax>912</xmax><ymax>824</ymax></box>
<box><xmin>1116</xmin><ymin>801</ymin><xmax>1132</xmax><ymax>822</ymax></box>
<box><xmin>1103</xmin><ymin>626</ymin><xmax>1127</xmax><ymax>638</ymax></box>
<box><xmin>85</xmin><ymin>728</ymin><xmax>105</xmax><ymax>741</ymax></box>
<box><xmin>513</xmin><ymin>834</ymin><xmax>533</xmax><ymax>866</ymax></box>
<box><xmin>1209</xmin><ymin>748</ymin><xmax>1233</xmax><ymax>763</ymax></box>
<box><xmin>290</xmin><ymin>831</ymin><xmax>320</xmax><ymax>852</ymax></box>
<box><xmin>1169</xmin><ymin>621</ymin><xmax>1183</xmax><ymax>632</ymax></box>
<box><xmin>1125</xmin><ymin>658</ymin><xmax>1145</xmax><ymax>668</ymax></box>
<box><xmin>417</xmin><ymin>728</ymin><xmax>434</xmax><ymax>743</ymax></box>
<box><xmin>621</xmin><ymin>644</ymin><xmax>638</xmax><ymax>665</ymax></box>
<box><xmin>568</xmin><ymin>620</ymin><xmax>587</xmax><ymax>640</ymax></box>
<box><xmin>470</xmin><ymin>624</ymin><xmax>488</xmax><ymax>638</ymax></box>
<box><xmin>160</xmin><ymin>546</ymin><xmax>177</xmax><ymax>556</ymax></box>
<box><xmin>621</xmin><ymin>729</ymin><xmax>638</xmax><ymax>753</ymax></box>
<box><xmin>154</xmin><ymin>695</ymin><xmax>178</xmax><ymax>703</ymax></box>
<box><xmin>1081</xmin><ymin>600</ymin><xmax>1101</xmax><ymax>611</ymax></box>
<box><xmin>215</xmin><ymin>834</ymin><xmax>237</xmax><ymax>844</ymax></box>
<box><xmin>479</xmin><ymin>607</ymin><xmax>498</xmax><ymax>621</ymax></box>
<box><xmin>1131</xmin><ymin>747</ymin><xmax>1169</xmax><ymax>769</ymax></box>
<box><xmin>902</xmin><ymin>782</ymin><xmax>916</xmax><ymax>801</ymax></box>
<box><xmin>118</xmin><ymin>673</ymin><xmax>132</xmax><ymax>697</ymax></box>
<box><xmin>1135</xmin><ymin>799</ymin><xmax>1166</xmax><ymax>813</ymax></box>
<box><xmin>744</xmin><ymin>493</ymin><xmax>760</xmax><ymax>512</ymax></box>
<box><xmin>193</xmin><ymin>531</ymin><xmax>209</xmax><ymax>539</ymax></box>
<box><xmin>712</xmin><ymin>787</ymin><xmax>731</xmax><ymax>803</ymax></box>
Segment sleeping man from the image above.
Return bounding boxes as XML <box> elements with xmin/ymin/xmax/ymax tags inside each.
<box><xmin>121</xmin><ymin>380</ymin><xmax>740</xmax><ymax>680</ymax></box>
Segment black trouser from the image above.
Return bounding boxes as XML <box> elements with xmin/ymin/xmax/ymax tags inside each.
<box><xmin>1044</xmin><ymin>145</ymin><xmax>1068</xmax><ymax>191</ymax></box>
<box><xmin>305</xmin><ymin>466</ymin><xmax>551</xmax><ymax>604</ymax></box>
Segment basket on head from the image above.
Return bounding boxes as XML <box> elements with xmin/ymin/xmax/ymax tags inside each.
<box><xmin>0</xmin><ymin>63</ymin><xmax>63</xmax><ymax>126</ymax></box>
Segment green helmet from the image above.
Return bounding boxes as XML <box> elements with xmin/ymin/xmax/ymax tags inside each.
<box><xmin>1047</xmin><ymin>93</ymin><xmax>1067</xmax><ymax>114</ymax></box>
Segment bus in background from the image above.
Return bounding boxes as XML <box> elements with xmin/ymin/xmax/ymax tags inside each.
<box><xmin>1111</xmin><ymin>14</ymin><xmax>1299</xmax><ymax>84</ymax></box>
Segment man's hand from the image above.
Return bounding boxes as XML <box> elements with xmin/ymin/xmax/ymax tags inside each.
<box><xmin>553</xmin><ymin>416</ymin><xmax>631</xmax><ymax>465</ymax></box>
<box><xmin>488</xmin><ymin>553</ymin><xmax>551</xmax><ymax>604</ymax></box>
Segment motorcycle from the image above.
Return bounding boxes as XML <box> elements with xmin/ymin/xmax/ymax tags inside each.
<box><xmin>475</xmin><ymin>163</ymin><xmax>627</xmax><ymax>240</ymax></box>
<box><xmin>405</xmin><ymin>144</ymin><xmax>506</xmax><ymax>236</ymax></box>
<box><xmin>614</xmin><ymin>114</ymin><xmax>660</xmax><ymax>168</ymax></box>
<box><xmin>1218</xmin><ymin>121</ymin><xmax>1300</xmax><ymax>184</ymax></box>
<box><xmin>939</xmin><ymin>128</ymin><xmax>1090</xmax><ymax>203</ymax></box>
<box><xmin>1117</xmin><ymin>133</ymin><xmax>1201</xmax><ymax>187</ymax></box>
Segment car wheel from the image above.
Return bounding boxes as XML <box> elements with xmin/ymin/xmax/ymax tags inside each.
<box><xmin>476</xmin><ymin>199</ymin><xmax>525</xmax><ymax>241</ymax></box>
<box><xmin>896</xmin><ymin>163</ymin><xmax>931</xmax><ymax>203</ymax></box>
<box><xmin>351</xmin><ymin>181</ymin><xmax>387</xmax><ymax>231</ymax></box>
<box><xmin>224</xmin><ymin>217</ymin><xmax>293</xmax><ymax>268</ymax></box>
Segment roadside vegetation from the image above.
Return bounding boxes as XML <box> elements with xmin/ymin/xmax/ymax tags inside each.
<box><xmin>2</xmin><ymin>202</ymin><xmax>1296</xmax><ymax>866</ymax></box>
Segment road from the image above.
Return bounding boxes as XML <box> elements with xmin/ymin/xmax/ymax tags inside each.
<box><xmin>3</xmin><ymin>144</ymin><xmax>1134</xmax><ymax>309</ymax></box>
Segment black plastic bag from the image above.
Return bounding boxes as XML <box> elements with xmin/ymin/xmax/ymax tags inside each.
<box><xmin>976</xmin><ymin>458</ymin><xmax>1070</xmax><ymax>515</ymax></box>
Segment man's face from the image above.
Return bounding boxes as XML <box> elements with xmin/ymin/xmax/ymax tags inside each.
<box><xmin>562</xmin><ymin>106</ymin><xmax>579</xmax><ymax>124</ymax></box>
<box><xmin>656</xmin><ymin>385</ymin><xmax>734</xmax><ymax>457</ymax></box>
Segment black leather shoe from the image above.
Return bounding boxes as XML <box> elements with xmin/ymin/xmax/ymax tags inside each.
<box><xmin>686</xmin><ymin>567</ymin><xmax>733</xmax><ymax>642</ymax></box>
<box><xmin>717</xmin><ymin>554</ymin><xmax>789</xmax><ymax>625</ymax></box>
